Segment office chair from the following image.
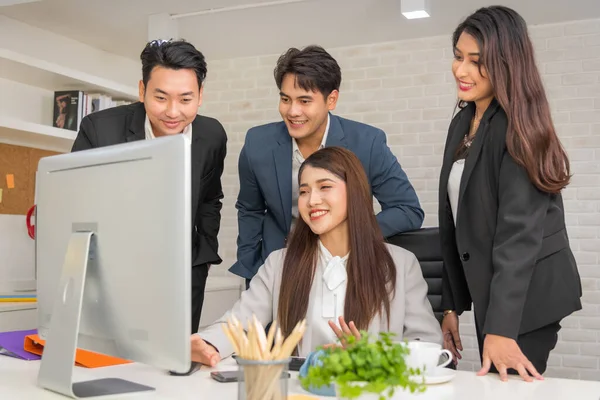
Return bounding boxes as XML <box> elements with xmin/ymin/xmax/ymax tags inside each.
<box><xmin>386</xmin><ymin>227</ymin><xmax>458</xmax><ymax>369</ymax></box>
<box><xmin>386</xmin><ymin>227</ymin><xmax>444</xmax><ymax>323</ymax></box>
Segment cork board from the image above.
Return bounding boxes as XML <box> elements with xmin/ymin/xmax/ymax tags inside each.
<box><xmin>0</xmin><ymin>143</ymin><xmax>61</xmax><ymax>215</ymax></box>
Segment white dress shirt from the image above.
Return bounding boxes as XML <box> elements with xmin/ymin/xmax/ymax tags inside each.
<box><xmin>144</xmin><ymin>115</ymin><xmax>192</xmax><ymax>141</ymax></box>
<box><xmin>300</xmin><ymin>241</ymin><xmax>349</xmax><ymax>355</ymax></box>
<box><xmin>291</xmin><ymin>115</ymin><xmax>330</xmax><ymax>227</ymax></box>
<box><xmin>447</xmin><ymin>159</ymin><xmax>465</xmax><ymax>226</ymax></box>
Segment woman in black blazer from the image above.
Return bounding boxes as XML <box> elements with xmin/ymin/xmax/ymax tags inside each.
<box><xmin>439</xmin><ymin>6</ymin><xmax>582</xmax><ymax>382</ymax></box>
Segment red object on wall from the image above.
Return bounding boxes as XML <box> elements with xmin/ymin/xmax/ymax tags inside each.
<box><xmin>26</xmin><ymin>205</ymin><xmax>35</xmax><ymax>240</ymax></box>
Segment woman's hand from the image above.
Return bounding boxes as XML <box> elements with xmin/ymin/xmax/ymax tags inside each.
<box><xmin>477</xmin><ymin>334</ymin><xmax>543</xmax><ymax>382</ymax></box>
<box><xmin>328</xmin><ymin>316</ymin><xmax>361</xmax><ymax>348</ymax></box>
<box><xmin>441</xmin><ymin>311</ymin><xmax>462</xmax><ymax>364</ymax></box>
<box><xmin>190</xmin><ymin>334</ymin><xmax>221</xmax><ymax>367</ymax></box>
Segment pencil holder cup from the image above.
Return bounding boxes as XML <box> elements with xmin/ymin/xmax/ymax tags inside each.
<box><xmin>235</xmin><ymin>357</ymin><xmax>291</xmax><ymax>400</ymax></box>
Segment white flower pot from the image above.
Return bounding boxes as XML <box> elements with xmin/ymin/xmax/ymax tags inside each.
<box><xmin>334</xmin><ymin>381</ymin><xmax>390</xmax><ymax>400</ymax></box>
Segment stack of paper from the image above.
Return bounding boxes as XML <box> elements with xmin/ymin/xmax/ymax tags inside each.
<box><xmin>0</xmin><ymin>293</ymin><xmax>36</xmax><ymax>302</ymax></box>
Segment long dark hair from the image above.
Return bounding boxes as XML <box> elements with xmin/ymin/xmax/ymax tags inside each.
<box><xmin>453</xmin><ymin>6</ymin><xmax>570</xmax><ymax>193</ymax></box>
<box><xmin>277</xmin><ymin>147</ymin><xmax>396</xmax><ymax>340</ymax></box>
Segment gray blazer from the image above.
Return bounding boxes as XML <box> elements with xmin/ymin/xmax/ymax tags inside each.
<box><xmin>200</xmin><ymin>243</ymin><xmax>442</xmax><ymax>358</ymax></box>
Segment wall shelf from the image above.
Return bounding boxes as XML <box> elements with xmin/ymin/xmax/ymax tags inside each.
<box><xmin>0</xmin><ymin>48</ymin><xmax>141</xmax><ymax>152</ymax></box>
<box><xmin>0</xmin><ymin>116</ymin><xmax>76</xmax><ymax>153</ymax></box>
<box><xmin>0</xmin><ymin>48</ymin><xmax>138</xmax><ymax>101</ymax></box>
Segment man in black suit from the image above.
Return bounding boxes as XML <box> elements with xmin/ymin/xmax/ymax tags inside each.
<box><xmin>71</xmin><ymin>39</ymin><xmax>227</xmax><ymax>334</ymax></box>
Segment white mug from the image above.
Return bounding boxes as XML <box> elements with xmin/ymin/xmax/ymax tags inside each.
<box><xmin>403</xmin><ymin>341</ymin><xmax>453</xmax><ymax>375</ymax></box>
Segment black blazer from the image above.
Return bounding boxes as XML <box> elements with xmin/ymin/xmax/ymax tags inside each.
<box><xmin>71</xmin><ymin>102</ymin><xmax>227</xmax><ymax>267</ymax></box>
<box><xmin>438</xmin><ymin>98</ymin><xmax>582</xmax><ymax>340</ymax></box>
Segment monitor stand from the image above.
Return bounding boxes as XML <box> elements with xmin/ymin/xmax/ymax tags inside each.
<box><xmin>37</xmin><ymin>231</ymin><xmax>155</xmax><ymax>399</ymax></box>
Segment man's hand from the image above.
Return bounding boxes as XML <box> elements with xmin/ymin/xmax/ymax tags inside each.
<box><xmin>477</xmin><ymin>334</ymin><xmax>543</xmax><ymax>382</ymax></box>
<box><xmin>441</xmin><ymin>311</ymin><xmax>462</xmax><ymax>364</ymax></box>
<box><xmin>191</xmin><ymin>334</ymin><xmax>221</xmax><ymax>367</ymax></box>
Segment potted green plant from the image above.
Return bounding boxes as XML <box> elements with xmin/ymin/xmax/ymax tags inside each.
<box><xmin>299</xmin><ymin>332</ymin><xmax>426</xmax><ymax>400</ymax></box>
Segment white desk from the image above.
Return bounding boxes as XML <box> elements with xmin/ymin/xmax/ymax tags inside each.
<box><xmin>1</xmin><ymin>356</ymin><xmax>600</xmax><ymax>400</ymax></box>
<box><xmin>0</xmin><ymin>275</ymin><xmax>243</xmax><ymax>333</ymax></box>
<box><xmin>0</xmin><ymin>301</ymin><xmax>37</xmax><ymax>331</ymax></box>
<box><xmin>0</xmin><ymin>301</ymin><xmax>36</xmax><ymax>313</ymax></box>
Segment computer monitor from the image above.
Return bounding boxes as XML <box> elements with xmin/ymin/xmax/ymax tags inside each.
<box><xmin>34</xmin><ymin>134</ymin><xmax>191</xmax><ymax>398</ymax></box>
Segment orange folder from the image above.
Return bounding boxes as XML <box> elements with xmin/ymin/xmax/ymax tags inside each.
<box><xmin>24</xmin><ymin>334</ymin><xmax>131</xmax><ymax>368</ymax></box>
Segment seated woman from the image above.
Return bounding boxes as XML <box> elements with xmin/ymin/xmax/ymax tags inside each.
<box><xmin>190</xmin><ymin>146</ymin><xmax>442</xmax><ymax>366</ymax></box>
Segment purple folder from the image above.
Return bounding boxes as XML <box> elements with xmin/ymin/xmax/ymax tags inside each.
<box><xmin>0</xmin><ymin>329</ymin><xmax>40</xmax><ymax>360</ymax></box>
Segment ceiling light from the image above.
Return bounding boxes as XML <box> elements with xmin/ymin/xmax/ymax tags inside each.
<box><xmin>401</xmin><ymin>0</ymin><xmax>430</xmax><ymax>19</ymax></box>
<box><xmin>0</xmin><ymin>0</ymin><xmax>41</xmax><ymax>6</ymax></box>
<box><xmin>171</xmin><ymin>0</ymin><xmax>314</xmax><ymax>19</ymax></box>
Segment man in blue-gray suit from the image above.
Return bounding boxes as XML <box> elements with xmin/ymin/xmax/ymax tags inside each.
<box><xmin>230</xmin><ymin>45</ymin><xmax>424</xmax><ymax>284</ymax></box>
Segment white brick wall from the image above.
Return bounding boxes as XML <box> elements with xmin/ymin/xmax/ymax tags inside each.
<box><xmin>202</xmin><ymin>18</ymin><xmax>600</xmax><ymax>380</ymax></box>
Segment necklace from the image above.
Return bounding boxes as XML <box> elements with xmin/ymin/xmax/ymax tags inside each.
<box><xmin>464</xmin><ymin>110</ymin><xmax>482</xmax><ymax>148</ymax></box>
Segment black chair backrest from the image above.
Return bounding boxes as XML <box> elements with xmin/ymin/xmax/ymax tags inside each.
<box><xmin>386</xmin><ymin>227</ymin><xmax>444</xmax><ymax>324</ymax></box>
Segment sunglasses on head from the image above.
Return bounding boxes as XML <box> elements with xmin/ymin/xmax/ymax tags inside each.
<box><xmin>149</xmin><ymin>39</ymin><xmax>173</xmax><ymax>47</ymax></box>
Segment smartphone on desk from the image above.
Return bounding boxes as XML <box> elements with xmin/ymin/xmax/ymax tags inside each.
<box><xmin>210</xmin><ymin>370</ymin><xmax>239</xmax><ymax>383</ymax></box>
<box><xmin>231</xmin><ymin>354</ymin><xmax>305</xmax><ymax>372</ymax></box>
<box><xmin>289</xmin><ymin>356</ymin><xmax>306</xmax><ymax>372</ymax></box>
<box><xmin>211</xmin><ymin>370</ymin><xmax>291</xmax><ymax>383</ymax></box>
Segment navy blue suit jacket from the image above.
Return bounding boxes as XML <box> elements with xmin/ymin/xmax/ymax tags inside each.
<box><xmin>229</xmin><ymin>114</ymin><xmax>424</xmax><ymax>280</ymax></box>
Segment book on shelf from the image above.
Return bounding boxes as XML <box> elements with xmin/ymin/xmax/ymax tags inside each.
<box><xmin>52</xmin><ymin>90</ymin><xmax>133</xmax><ymax>131</ymax></box>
